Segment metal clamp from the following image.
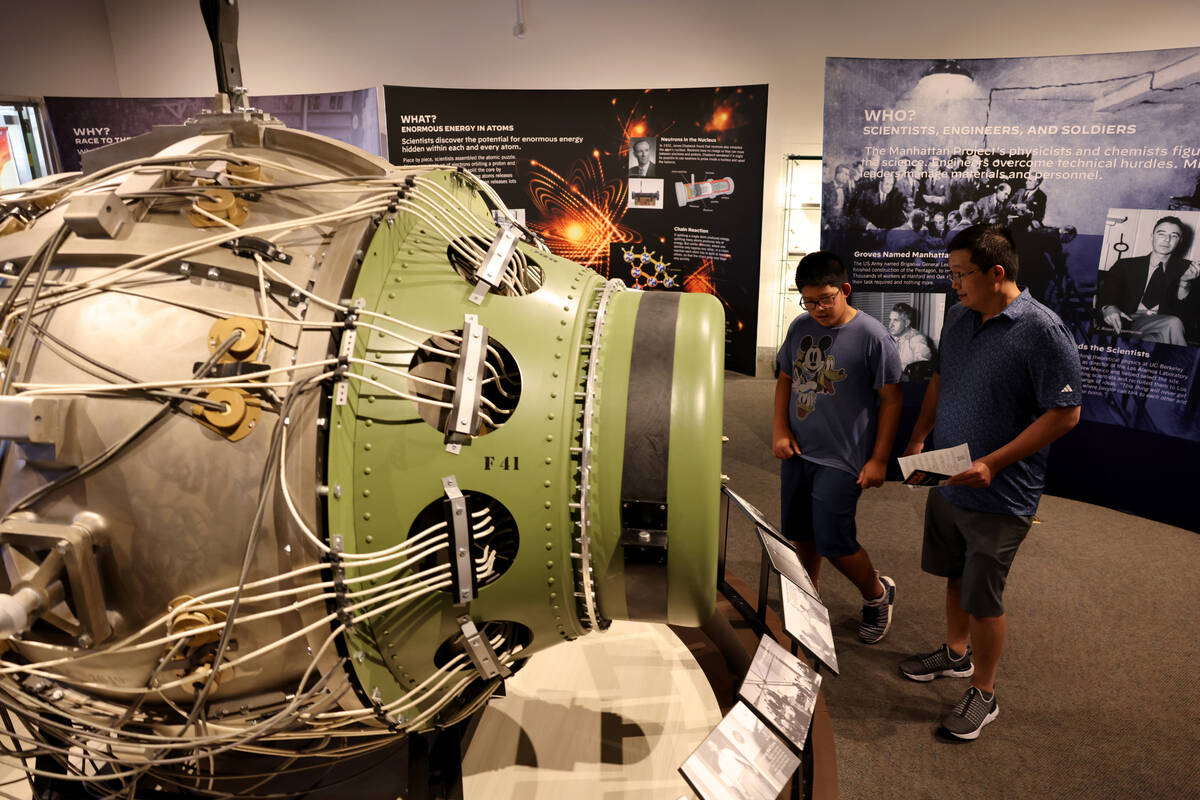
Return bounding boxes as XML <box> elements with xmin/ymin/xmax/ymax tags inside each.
<box><xmin>445</xmin><ymin>314</ymin><xmax>487</xmax><ymax>452</ymax></box>
<box><xmin>333</xmin><ymin>301</ymin><xmax>364</xmax><ymax>406</ymax></box>
<box><xmin>442</xmin><ymin>476</ymin><xmax>476</xmax><ymax>606</ymax></box>
<box><xmin>219</xmin><ymin>236</ymin><xmax>292</xmax><ymax>264</ymax></box>
<box><xmin>328</xmin><ymin>535</ymin><xmax>354</xmax><ymax>630</ymax></box>
<box><xmin>469</xmin><ymin>221</ymin><xmax>521</xmax><ymax>304</ymax></box>
<box><xmin>456</xmin><ymin>615</ymin><xmax>510</xmax><ymax>680</ymax></box>
<box><xmin>364</xmin><ymin>687</ymin><xmax>405</xmax><ymax>732</ymax></box>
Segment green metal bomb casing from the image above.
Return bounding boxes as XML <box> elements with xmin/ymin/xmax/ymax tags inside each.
<box><xmin>326</xmin><ymin>170</ymin><xmax>723</xmax><ymax>727</ymax></box>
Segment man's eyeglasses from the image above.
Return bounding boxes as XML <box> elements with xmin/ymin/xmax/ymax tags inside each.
<box><xmin>801</xmin><ymin>287</ymin><xmax>842</xmax><ymax>310</ymax></box>
<box><xmin>948</xmin><ymin>268</ymin><xmax>981</xmax><ymax>284</ymax></box>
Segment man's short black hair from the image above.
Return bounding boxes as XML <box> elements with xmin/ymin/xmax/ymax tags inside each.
<box><xmin>891</xmin><ymin>302</ymin><xmax>917</xmax><ymax>325</ymax></box>
<box><xmin>1151</xmin><ymin>215</ymin><xmax>1192</xmax><ymax>257</ymax></box>
<box><xmin>947</xmin><ymin>223</ymin><xmax>1019</xmax><ymax>282</ymax></box>
<box><xmin>1153</xmin><ymin>215</ymin><xmax>1185</xmax><ymax>233</ymax></box>
<box><xmin>794</xmin><ymin>251</ymin><xmax>848</xmax><ymax>292</ymax></box>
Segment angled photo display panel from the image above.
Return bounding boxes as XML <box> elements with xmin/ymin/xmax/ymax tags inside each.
<box><xmin>738</xmin><ymin>636</ymin><xmax>822</xmax><ymax>750</ymax></box>
<box><xmin>679</xmin><ymin>702</ymin><xmax>800</xmax><ymax>800</ymax></box>
<box><xmin>780</xmin><ymin>577</ymin><xmax>838</xmax><ymax>675</ymax></box>
<box><xmin>758</xmin><ymin>527</ymin><xmax>819</xmax><ymax>601</ymax></box>
<box><xmin>722</xmin><ymin>485</ymin><xmax>776</xmax><ymax>533</ymax></box>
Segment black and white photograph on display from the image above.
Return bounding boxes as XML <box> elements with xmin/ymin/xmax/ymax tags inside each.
<box><xmin>1094</xmin><ymin>207</ymin><xmax>1200</xmax><ymax>347</ymax></box>
<box><xmin>852</xmin><ymin>291</ymin><xmax>946</xmax><ymax>381</ymax></box>
<box><xmin>758</xmin><ymin>528</ymin><xmax>820</xmax><ymax>600</ymax></box>
<box><xmin>628</xmin><ymin>136</ymin><xmax>659</xmax><ymax>177</ymax></box>
<box><xmin>780</xmin><ymin>576</ymin><xmax>838</xmax><ymax>675</ymax></box>
<box><xmin>738</xmin><ymin>636</ymin><xmax>822</xmax><ymax>749</ymax></box>
<box><xmin>679</xmin><ymin>702</ymin><xmax>800</xmax><ymax>800</ymax></box>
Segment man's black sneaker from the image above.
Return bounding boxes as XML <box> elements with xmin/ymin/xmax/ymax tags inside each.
<box><xmin>857</xmin><ymin>575</ymin><xmax>896</xmax><ymax>644</ymax></box>
<box><xmin>941</xmin><ymin>686</ymin><xmax>999</xmax><ymax>740</ymax></box>
<box><xmin>899</xmin><ymin>644</ymin><xmax>974</xmax><ymax>681</ymax></box>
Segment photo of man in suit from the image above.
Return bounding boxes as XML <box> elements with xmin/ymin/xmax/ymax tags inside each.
<box><xmin>629</xmin><ymin>138</ymin><xmax>657</xmax><ymax>177</ymax></box>
<box><xmin>1010</xmin><ymin>173</ymin><xmax>1047</xmax><ymax>230</ymax></box>
<box><xmin>1096</xmin><ymin>215</ymin><xmax>1193</xmax><ymax>345</ymax></box>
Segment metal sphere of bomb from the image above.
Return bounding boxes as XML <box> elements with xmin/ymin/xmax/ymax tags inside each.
<box><xmin>0</xmin><ymin>107</ymin><xmax>724</xmax><ymax>794</ymax></box>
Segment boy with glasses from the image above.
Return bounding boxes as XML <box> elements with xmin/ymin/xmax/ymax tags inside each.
<box><xmin>902</xmin><ymin>224</ymin><xmax>1081</xmax><ymax>740</ymax></box>
<box><xmin>773</xmin><ymin>251</ymin><xmax>903</xmax><ymax>643</ymax></box>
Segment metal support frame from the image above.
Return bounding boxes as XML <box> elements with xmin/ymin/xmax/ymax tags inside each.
<box><xmin>199</xmin><ymin>0</ymin><xmax>249</xmax><ymax>110</ymax></box>
<box><xmin>468</xmin><ymin>221</ymin><xmax>521</xmax><ymax>304</ymax></box>
<box><xmin>455</xmin><ymin>615</ymin><xmax>510</xmax><ymax>680</ymax></box>
<box><xmin>717</xmin><ymin>485</ymin><xmax>817</xmax><ymax>800</ymax></box>
<box><xmin>445</xmin><ymin>314</ymin><xmax>487</xmax><ymax>453</ymax></box>
<box><xmin>716</xmin><ymin>485</ymin><xmax>772</xmax><ymax>639</ymax></box>
<box><xmin>333</xmin><ymin>299</ymin><xmax>363</xmax><ymax>407</ymax></box>
<box><xmin>441</xmin><ymin>476</ymin><xmax>476</xmax><ymax>607</ymax></box>
<box><xmin>0</xmin><ymin>517</ymin><xmax>112</xmax><ymax>646</ymax></box>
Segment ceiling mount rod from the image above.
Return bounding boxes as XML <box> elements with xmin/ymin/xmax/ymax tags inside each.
<box><xmin>200</xmin><ymin>0</ymin><xmax>249</xmax><ymax>112</ymax></box>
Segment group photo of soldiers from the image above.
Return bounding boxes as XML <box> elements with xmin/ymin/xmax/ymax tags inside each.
<box><xmin>823</xmin><ymin>148</ymin><xmax>1087</xmax><ymax>310</ymax></box>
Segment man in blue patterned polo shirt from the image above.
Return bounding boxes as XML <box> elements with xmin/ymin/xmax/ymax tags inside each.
<box><xmin>900</xmin><ymin>224</ymin><xmax>1081</xmax><ymax>740</ymax></box>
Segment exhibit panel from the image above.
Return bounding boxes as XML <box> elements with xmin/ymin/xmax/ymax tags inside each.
<box><xmin>822</xmin><ymin>49</ymin><xmax>1200</xmax><ymax>531</ymax></box>
<box><xmin>383</xmin><ymin>84</ymin><xmax>770</xmax><ymax>375</ymax></box>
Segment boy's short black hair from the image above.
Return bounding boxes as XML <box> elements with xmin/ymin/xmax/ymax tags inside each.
<box><xmin>947</xmin><ymin>223</ymin><xmax>1019</xmax><ymax>282</ymax></box>
<box><xmin>794</xmin><ymin>250</ymin><xmax>848</xmax><ymax>292</ymax></box>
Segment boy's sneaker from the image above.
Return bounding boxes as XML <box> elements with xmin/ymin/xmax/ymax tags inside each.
<box><xmin>899</xmin><ymin>644</ymin><xmax>974</xmax><ymax>681</ymax></box>
<box><xmin>941</xmin><ymin>686</ymin><xmax>999</xmax><ymax>740</ymax></box>
<box><xmin>857</xmin><ymin>575</ymin><xmax>895</xmax><ymax>644</ymax></box>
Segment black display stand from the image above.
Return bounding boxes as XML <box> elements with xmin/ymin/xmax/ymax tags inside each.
<box><xmin>716</xmin><ymin>485</ymin><xmax>839</xmax><ymax>800</ymax></box>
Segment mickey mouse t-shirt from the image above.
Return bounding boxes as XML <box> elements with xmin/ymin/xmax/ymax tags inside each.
<box><xmin>775</xmin><ymin>310</ymin><xmax>901</xmax><ymax>476</ymax></box>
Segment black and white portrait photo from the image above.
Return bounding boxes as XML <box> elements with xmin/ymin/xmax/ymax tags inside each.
<box><xmin>1095</xmin><ymin>208</ymin><xmax>1200</xmax><ymax>347</ymax></box>
<box><xmin>628</xmin><ymin>136</ymin><xmax>658</xmax><ymax>177</ymax></box>
<box><xmin>853</xmin><ymin>291</ymin><xmax>945</xmax><ymax>381</ymax></box>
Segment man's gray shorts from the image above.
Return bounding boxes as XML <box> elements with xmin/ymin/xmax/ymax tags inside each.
<box><xmin>922</xmin><ymin>490</ymin><xmax>1032</xmax><ymax>618</ymax></box>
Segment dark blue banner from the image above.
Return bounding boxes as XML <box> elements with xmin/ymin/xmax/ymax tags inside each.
<box><xmin>822</xmin><ymin>50</ymin><xmax>1200</xmax><ymax>530</ymax></box>
<box><xmin>44</xmin><ymin>88</ymin><xmax>383</xmax><ymax>173</ymax></box>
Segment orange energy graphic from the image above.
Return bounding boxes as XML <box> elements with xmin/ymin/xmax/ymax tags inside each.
<box><xmin>702</xmin><ymin>88</ymin><xmax>748</xmax><ymax>135</ymax></box>
<box><xmin>706</xmin><ymin>106</ymin><xmax>733</xmax><ymax>132</ymax></box>
<box><xmin>611</xmin><ymin>93</ymin><xmax>677</xmax><ymax>157</ymax></box>
<box><xmin>613</xmin><ymin>95</ymin><xmax>649</xmax><ymax>158</ymax></box>
<box><xmin>526</xmin><ymin>154</ymin><xmax>635</xmax><ymax>275</ymax></box>
<box><xmin>683</xmin><ymin>259</ymin><xmax>728</xmax><ymax>308</ymax></box>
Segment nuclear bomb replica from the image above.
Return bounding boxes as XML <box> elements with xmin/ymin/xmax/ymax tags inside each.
<box><xmin>0</xmin><ymin>8</ymin><xmax>723</xmax><ymax>800</ymax></box>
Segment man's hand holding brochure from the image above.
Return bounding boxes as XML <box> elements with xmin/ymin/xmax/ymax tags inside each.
<box><xmin>897</xmin><ymin>443</ymin><xmax>973</xmax><ymax>486</ymax></box>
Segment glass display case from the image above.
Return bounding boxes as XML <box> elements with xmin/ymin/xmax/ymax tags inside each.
<box><xmin>775</xmin><ymin>155</ymin><xmax>822</xmax><ymax>346</ymax></box>
<box><xmin>0</xmin><ymin>99</ymin><xmax>55</xmax><ymax>190</ymax></box>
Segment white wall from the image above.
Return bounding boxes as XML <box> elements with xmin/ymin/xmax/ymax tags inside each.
<box><xmin>0</xmin><ymin>0</ymin><xmax>119</xmax><ymax>96</ymax></box>
<box><xmin>8</xmin><ymin>0</ymin><xmax>1200</xmax><ymax>351</ymax></box>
